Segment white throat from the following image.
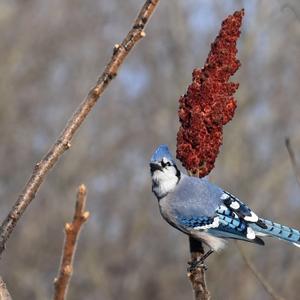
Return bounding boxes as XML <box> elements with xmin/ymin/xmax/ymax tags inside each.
<box><xmin>152</xmin><ymin>168</ymin><xmax>178</xmax><ymax>199</ymax></box>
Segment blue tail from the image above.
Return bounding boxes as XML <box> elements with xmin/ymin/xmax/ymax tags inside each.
<box><xmin>253</xmin><ymin>219</ymin><xmax>300</xmax><ymax>248</ymax></box>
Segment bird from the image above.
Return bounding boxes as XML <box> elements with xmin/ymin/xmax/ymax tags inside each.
<box><xmin>149</xmin><ymin>144</ymin><xmax>300</xmax><ymax>263</ymax></box>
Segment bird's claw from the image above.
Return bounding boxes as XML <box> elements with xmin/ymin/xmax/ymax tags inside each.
<box><xmin>187</xmin><ymin>260</ymin><xmax>208</xmax><ymax>272</ymax></box>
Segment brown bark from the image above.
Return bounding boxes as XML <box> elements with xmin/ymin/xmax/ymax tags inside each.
<box><xmin>187</xmin><ymin>237</ymin><xmax>210</xmax><ymax>300</ymax></box>
<box><xmin>53</xmin><ymin>185</ymin><xmax>89</xmax><ymax>300</ymax></box>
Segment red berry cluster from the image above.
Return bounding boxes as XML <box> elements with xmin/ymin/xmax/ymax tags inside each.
<box><xmin>176</xmin><ymin>10</ymin><xmax>244</xmax><ymax>177</ymax></box>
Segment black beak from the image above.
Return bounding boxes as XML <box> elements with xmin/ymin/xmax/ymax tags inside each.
<box><xmin>150</xmin><ymin>162</ymin><xmax>162</xmax><ymax>173</ymax></box>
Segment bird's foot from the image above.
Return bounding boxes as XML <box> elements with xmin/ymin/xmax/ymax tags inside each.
<box><xmin>187</xmin><ymin>249</ymin><xmax>214</xmax><ymax>272</ymax></box>
<box><xmin>187</xmin><ymin>259</ymin><xmax>208</xmax><ymax>272</ymax></box>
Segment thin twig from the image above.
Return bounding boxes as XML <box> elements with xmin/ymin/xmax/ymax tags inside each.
<box><xmin>285</xmin><ymin>137</ymin><xmax>300</xmax><ymax>187</ymax></box>
<box><xmin>0</xmin><ymin>0</ymin><xmax>160</xmax><ymax>257</ymax></box>
<box><xmin>53</xmin><ymin>184</ymin><xmax>89</xmax><ymax>300</ymax></box>
<box><xmin>187</xmin><ymin>237</ymin><xmax>211</xmax><ymax>300</ymax></box>
<box><xmin>237</xmin><ymin>243</ymin><xmax>284</xmax><ymax>300</ymax></box>
<box><xmin>0</xmin><ymin>277</ymin><xmax>12</xmax><ymax>300</ymax></box>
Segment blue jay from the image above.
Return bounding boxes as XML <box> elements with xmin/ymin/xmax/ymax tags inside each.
<box><xmin>150</xmin><ymin>144</ymin><xmax>300</xmax><ymax>260</ymax></box>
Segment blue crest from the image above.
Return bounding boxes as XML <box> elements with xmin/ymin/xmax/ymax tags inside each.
<box><xmin>150</xmin><ymin>144</ymin><xmax>174</xmax><ymax>163</ymax></box>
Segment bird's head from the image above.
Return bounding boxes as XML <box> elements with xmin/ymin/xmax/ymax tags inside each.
<box><xmin>149</xmin><ymin>144</ymin><xmax>181</xmax><ymax>199</ymax></box>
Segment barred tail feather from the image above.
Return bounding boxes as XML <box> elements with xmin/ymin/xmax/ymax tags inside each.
<box><xmin>253</xmin><ymin>219</ymin><xmax>300</xmax><ymax>248</ymax></box>
<box><xmin>213</xmin><ymin>215</ymin><xmax>265</xmax><ymax>245</ymax></box>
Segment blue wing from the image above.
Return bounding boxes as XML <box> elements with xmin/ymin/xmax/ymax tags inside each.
<box><xmin>212</xmin><ymin>206</ymin><xmax>264</xmax><ymax>245</ymax></box>
<box><xmin>177</xmin><ymin>205</ymin><xmax>265</xmax><ymax>245</ymax></box>
<box><xmin>220</xmin><ymin>191</ymin><xmax>267</xmax><ymax>229</ymax></box>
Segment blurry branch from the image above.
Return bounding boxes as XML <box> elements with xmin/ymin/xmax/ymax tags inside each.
<box><xmin>0</xmin><ymin>0</ymin><xmax>160</xmax><ymax>257</ymax></box>
<box><xmin>0</xmin><ymin>277</ymin><xmax>12</xmax><ymax>300</ymax></box>
<box><xmin>285</xmin><ymin>137</ymin><xmax>300</xmax><ymax>187</ymax></box>
<box><xmin>281</xmin><ymin>3</ymin><xmax>300</xmax><ymax>21</ymax></box>
<box><xmin>234</xmin><ymin>136</ymin><xmax>300</xmax><ymax>300</ymax></box>
<box><xmin>53</xmin><ymin>184</ymin><xmax>89</xmax><ymax>300</ymax></box>
<box><xmin>187</xmin><ymin>238</ymin><xmax>210</xmax><ymax>300</ymax></box>
<box><xmin>236</xmin><ymin>243</ymin><xmax>284</xmax><ymax>300</ymax></box>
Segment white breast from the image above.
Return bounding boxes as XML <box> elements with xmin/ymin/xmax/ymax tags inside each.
<box><xmin>152</xmin><ymin>167</ymin><xmax>178</xmax><ymax>198</ymax></box>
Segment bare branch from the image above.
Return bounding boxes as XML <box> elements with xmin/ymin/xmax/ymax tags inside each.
<box><xmin>285</xmin><ymin>137</ymin><xmax>300</xmax><ymax>187</ymax></box>
<box><xmin>187</xmin><ymin>237</ymin><xmax>211</xmax><ymax>300</ymax></box>
<box><xmin>0</xmin><ymin>277</ymin><xmax>12</xmax><ymax>300</ymax></box>
<box><xmin>237</xmin><ymin>243</ymin><xmax>284</xmax><ymax>300</ymax></box>
<box><xmin>0</xmin><ymin>0</ymin><xmax>160</xmax><ymax>257</ymax></box>
<box><xmin>53</xmin><ymin>184</ymin><xmax>89</xmax><ymax>300</ymax></box>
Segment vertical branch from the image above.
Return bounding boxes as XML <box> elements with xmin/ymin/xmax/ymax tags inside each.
<box><xmin>53</xmin><ymin>184</ymin><xmax>89</xmax><ymax>300</ymax></box>
<box><xmin>187</xmin><ymin>237</ymin><xmax>210</xmax><ymax>300</ymax></box>
<box><xmin>0</xmin><ymin>277</ymin><xmax>12</xmax><ymax>300</ymax></box>
<box><xmin>186</xmin><ymin>172</ymin><xmax>210</xmax><ymax>300</ymax></box>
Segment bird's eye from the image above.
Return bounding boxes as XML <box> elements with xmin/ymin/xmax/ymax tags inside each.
<box><xmin>161</xmin><ymin>160</ymin><xmax>171</xmax><ymax>167</ymax></box>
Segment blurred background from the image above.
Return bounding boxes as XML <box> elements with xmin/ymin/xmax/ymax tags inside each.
<box><xmin>0</xmin><ymin>0</ymin><xmax>300</xmax><ymax>299</ymax></box>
